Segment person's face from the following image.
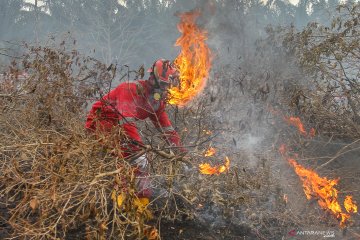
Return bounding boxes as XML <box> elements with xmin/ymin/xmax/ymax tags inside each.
<box><xmin>157</xmin><ymin>81</ymin><xmax>170</xmax><ymax>100</ymax></box>
<box><xmin>159</xmin><ymin>81</ymin><xmax>170</xmax><ymax>91</ymax></box>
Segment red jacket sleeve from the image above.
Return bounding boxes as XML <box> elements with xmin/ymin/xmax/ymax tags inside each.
<box><xmin>85</xmin><ymin>91</ymin><xmax>119</xmax><ymax>131</ymax></box>
<box><xmin>149</xmin><ymin>108</ymin><xmax>184</xmax><ymax>151</ymax></box>
<box><xmin>119</xmin><ymin>122</ymin><xmax>143</xmax><ymax>157</ymax></box>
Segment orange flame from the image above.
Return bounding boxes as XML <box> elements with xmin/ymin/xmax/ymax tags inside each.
<box><xmin>309</xmin><ymin>128</ymin><xmax>316</xmax><ymax>137</ymax></box>
<box><xmin>288</xmin><ymin>159</ymin><xmax>353</xmax><ymax>227</ymax></box>
<box><xmin>204</xmin><ymin>147</ymin><xmax>216</xmax><ymax>157</ymax></box>
<box><xmin>284</xmin><ymin>116</ymin><xmax>307</xmax><ymax>136</ymax></box>
<box><xmin>283</xmin><ymin>116</ymin><xmax>316</xmax><ymax>138</ymax></box>
<box><xmin>277</xmin><ymin>112</ymin><xmax>356</xmax><ymax>227</ymax></box>
<box><xmin>199</xmin><ymin>157</ymin><xmax>230</xmax><ymax>175</ymax></box>
<box><xmin>344</xmin><ymin>196</ymin><xmax>358</xmax><ymax>214</ymax></box>
<box><xmin>169</xmin><ymin>10</ymin><xmax>212</xmax><ymax>106</ymax></box>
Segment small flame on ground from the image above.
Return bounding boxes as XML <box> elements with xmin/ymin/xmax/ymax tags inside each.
<box><xmin>284</xmin><ymin>116</ymin><xmax>307</xmax><ymax>136</ymax></box>
<box><xmin>283</xmin><ymin>116</ymin><xmax>316</xmax><ymax>138</ymax></box>
<box><xmin>288</xmin><ymin>158</ymin><xmax>355</xmax><ymax>227</ymax></box>
<box><xmin>203</xmin><ymin>129</ymin><xmax>212</xmax><ymax>135</ymax></box>
<box><xmin>283</xmin><ymin>194</ymin><xmax>288</xmax><ymax>204</ymax></box>
<box><xmin>277</xmin><ymin>112</ymin><xmax>357</xmax><ymax>227</ymax></box>
<box><xmin>199</xmin><ymin>157</ymin><xmax>230</xmax><ymax>175</ymax></box>
<box><xmin>204</xmin><ymin>147</ymin><xmax>216</xmax><ymax>157</ymax></box>
<box><xmin>169</xmin><ymin>10</ymin><xmax>212</xmax><ymax>106</ymax></box>
<box><xmin>279</xmin><ymin>144</ymin><xmax>287</xmax><ymax>155</ymax></box>
<box><xmin>344</xmin><ymin>196</ymin><xmax>358</xmax><ymax>214</ymax></box>
<box><xmin>309</xmin><ymin>128</ymin><xmax>316</xmax><ymax>137</ymax></box>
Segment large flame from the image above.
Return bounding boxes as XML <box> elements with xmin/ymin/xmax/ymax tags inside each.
<box><xmin>199</xmin><ymin>157</ymin><xmax>230</xmax><ymax>175</ymax></box>
<box><xmin>168</xmin><ymin>10</ymin><xmax>212</xmax><ymax>106</ymax></box>
<box><xmin>288</xmin><ymin>158</ymin><xmax>356</xmax><ymax>227</ymax></box>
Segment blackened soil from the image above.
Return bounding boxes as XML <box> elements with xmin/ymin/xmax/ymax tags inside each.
<box><xmin>159</xmin><ymin>219</ymin><xmax>257</xmax><ymax>240</ymax></box>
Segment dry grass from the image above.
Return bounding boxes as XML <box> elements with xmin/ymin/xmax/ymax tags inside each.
<box><xmin>1</xmin><ymin>38</ymin><xmax>359</xmax><ymax>240</ymax></box>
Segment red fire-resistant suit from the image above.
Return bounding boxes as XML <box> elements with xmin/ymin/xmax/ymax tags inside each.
<box><xmin>85</xmin><ymin>80</ymin><xmax>181</xmax><ymax>151</ymax></box>
<box><xmin>85</xmin><ymin>80</ymin><xmax>182</xmax><ymax>197</ymax></box>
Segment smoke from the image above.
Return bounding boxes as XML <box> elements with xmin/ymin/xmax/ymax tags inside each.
<box><xmin>0</xmin><ymin>0</ymin><xmax>300</xmax><ymax>76</ymax></box>
<box><xmin>4</xmin><ymin>1</ymin><xmax>359</xmax><ymax>238</ymax></box>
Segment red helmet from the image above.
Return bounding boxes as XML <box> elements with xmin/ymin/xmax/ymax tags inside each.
<box><xmin>147</xmin><ymin>59</ymin><xmax>178</xmax><ymax>84</ymax></box>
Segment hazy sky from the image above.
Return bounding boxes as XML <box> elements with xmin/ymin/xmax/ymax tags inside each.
<box><xmin>25</xmin><ymin>0</ymin><xmax>300</xmax><ymax>7</ymax></box>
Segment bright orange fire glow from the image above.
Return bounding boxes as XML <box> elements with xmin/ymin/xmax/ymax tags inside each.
<box><xmin>284</xmin><ymin>116</ymin><xmax>307</xmax><ymax>136</ymax></box>
<box><xmin>344</xmin><ymin>196</ymin><xmax>358</xmax><ymax>214</ymax></box>
<box><xmin>283</xmin><ymin>116</ymin><xmax>316</xmax><ymax>138</ymax></box>
<box><xmin>169</xmin><ymin>10</ymin><xmax>212</xmax><ymax>106</ymax></box>
<box><xmin>288</xmin><ymin>158</ymin><xmax>353</xmax><ymax>227</ymax></box>
<box><xmin>199</xmin><ymin>157</ymin><xmax>230</xmax><ymax>175</ymax></box>
<box><xmin>277</xmin><ymin>112</ymin><xmax>357</xmax><ymax>227</ymax></box>
<box><xmin>204</xmin><ymin>147</ymin><xmax>216</xmax><ymax>157</ymax></box>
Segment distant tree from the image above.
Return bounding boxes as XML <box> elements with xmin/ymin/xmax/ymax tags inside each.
<box><xmin>0</xmin><ymin>0</ymin><xmax>24</xmax><ymax>40</ymax></box>
<box><xmin>309</xmin><ymin>0</ymin><xmax>338</xmax><ymax>25</ymax></box>
<box><xmin>42</xmin><ymin>0</ymin><xmax>142</xmax><ymax>65</ymax></box>
<box><xmin>19</xmin><ymin>0</ymin><xmax>53</xmax><ymax>43</ymax></box>
<box><xmin>295</xmin><ymin>0</ymin><xmax>310</xmax><ymax>28</ymax></box>
<box><xmin>282</xmin><ymin>3</ymin><xmax>360</xmax><ymax>137</ymax></box>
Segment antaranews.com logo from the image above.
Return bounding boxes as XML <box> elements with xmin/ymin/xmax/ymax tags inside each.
<box><xmin>288</xmin><ymin>229</ymin><xmax>335</xmax><ymax>238</ymax></box>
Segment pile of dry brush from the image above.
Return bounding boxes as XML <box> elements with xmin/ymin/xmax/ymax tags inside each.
<box><xmin>0</xmin><ymin>41</ymin><xmax>276</xmax><ymax>240</ymax></box>
<box><xmin>3</xmin><ymin>17</ymin><xmax>359</xmax><ymax>237</ymax></box>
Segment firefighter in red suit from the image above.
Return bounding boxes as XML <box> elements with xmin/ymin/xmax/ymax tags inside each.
<box><xmin>85</xmin><ymin>59</ymin><xmax>183</xmax><ymax>205</ymax></box>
